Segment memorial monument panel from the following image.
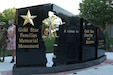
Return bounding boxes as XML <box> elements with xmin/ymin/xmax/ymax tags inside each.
<box><xmin>16</xmin><ymin>4</ymin><xmax>53</xmax><ymax>67</ymax></box>
<box><xmin>53</xmin><ymin>25</ymin><xmax>80</xmax><ymax>65</ymax></box>
<box><xmin>97</xmin><ymin>28</ymin><xmax>105</xmax><ymax>58</ymax></box>
<box><xmin>82</xmin><ymin>20</ymin><xmax>96</xmax><ymax>61</ymax></box>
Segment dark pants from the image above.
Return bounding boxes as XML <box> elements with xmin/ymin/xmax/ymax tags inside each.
<box><xmin>0</xmin><ymin>43</ymin><xmax>6</xmax><ymax>61</ymax></box>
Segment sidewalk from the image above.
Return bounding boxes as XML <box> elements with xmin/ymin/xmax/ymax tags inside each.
<box><xmin>0</xmin><ymin>52</ymin><xmax>113</xmax><ymax>75</ymax></box>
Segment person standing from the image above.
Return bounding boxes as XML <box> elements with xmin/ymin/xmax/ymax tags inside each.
<box><xmin>0</xmin><ymin>22</ymin><xmax>7</xmax><ymax>62</ymax></box>
<box><xmin>7</xmin><ymin>20</ymin><xmax>16</xmax><ymax>63</ymax></box>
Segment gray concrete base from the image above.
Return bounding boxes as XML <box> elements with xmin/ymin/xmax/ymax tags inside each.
<box><xmin>13</xmin><ymin>55</ymin><xmax>106</xmax><ymax>75</ymax></box>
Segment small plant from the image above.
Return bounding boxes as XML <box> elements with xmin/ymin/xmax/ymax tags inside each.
<box><xmin>109</xmin><ymin>38</ymin><xmax>113</xmax><ymax>45</ymax></box>
<box><xmin>109</xmin><ymin>38</ymin><xmax>113</xmax><ymax>51</ymax></box>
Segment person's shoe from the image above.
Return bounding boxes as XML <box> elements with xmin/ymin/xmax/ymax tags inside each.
<box><xmin>1</xmin><ymin>59</ymin><xmax>4</xmax><ymax>62</ymax></box>
<box><xmin>10</xmin><ymin>59</ymin><xmax>15</xmax><ymax>63</ymax></box>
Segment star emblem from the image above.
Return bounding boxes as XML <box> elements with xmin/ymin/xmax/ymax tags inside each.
<box><xmin>20</xmin><ymin>10</ymin><xmax>37</xmax><ymax>26</ymax></box>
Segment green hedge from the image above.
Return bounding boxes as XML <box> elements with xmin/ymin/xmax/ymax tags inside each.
<box><xmin>109</xmin><ymin>38</ymin><xmax>113</xmax><ymax>45</ymax></box>
<box><xmin>5</xmin><ymin>50</ymin><xmax>11</xmax><ymax>56</ymax></box>
<box><xmin>105</xmin><ymin>38</ymin><xmax>113</xmax><ymax>51</ymax></box>
<box><xmin>43</xmin><ymin>37</ymin><xmax>55</xmax><ymax>53</ymax></box>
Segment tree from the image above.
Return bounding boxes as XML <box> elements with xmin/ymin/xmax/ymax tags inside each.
<box><xmin>79</xmin><ymin>0</ymin><xmax>113</xmax><ymax>30</ymax></box>
<box><xmin>0</xmin><ymin>8</ymin><xmax>16</xmax><ymax>28</ymax></box>
<box><xmin>79</xmin><ymin>0</ymin><xmax>113</xmax><ymax>50</ymax></box>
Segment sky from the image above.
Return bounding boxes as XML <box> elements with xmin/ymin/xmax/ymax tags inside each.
<box><xmin>0</xmin><ymin>0</ymin><xmax>82</xmax><ymax>15</ymax></box>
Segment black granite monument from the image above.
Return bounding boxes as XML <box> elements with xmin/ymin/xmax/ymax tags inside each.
<box><xmin>53</xmin><ymin>25</ymin><xmax>80</xmax><ymax>65</ymax></box>
<box><xmin>13</xmin><ymin>3</ymin><xmax>106</xmax><ymax>75</ymax></box>
<box><xmin>53</xmin><ymin>18</ymin><xmax>106</xmax><ymax>65</ymax></box>
<box><xmin>15</xmin><ymin>4</ymin><xmax>51</xmax><ymax>67</ymax></box>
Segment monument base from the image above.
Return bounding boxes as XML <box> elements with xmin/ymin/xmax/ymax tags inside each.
<box><xmin>13</xmin><ymin>55</ymin><xmax>106</xmax><ymax>75</ymax></box>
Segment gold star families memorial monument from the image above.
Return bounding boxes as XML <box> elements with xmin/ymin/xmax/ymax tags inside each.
<box><xmin>13</xmin><ymin>3</ymin><xmax>106</xmax><ymax>75</ymax></box>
